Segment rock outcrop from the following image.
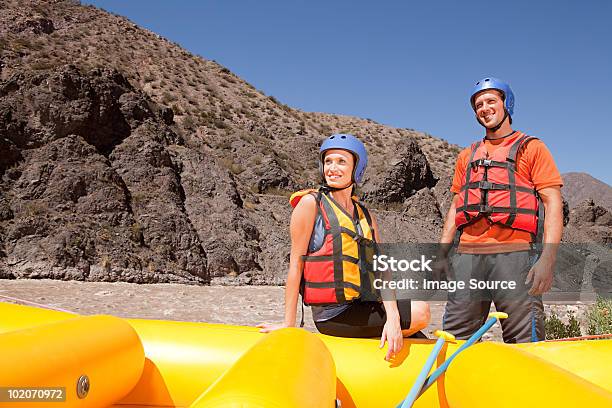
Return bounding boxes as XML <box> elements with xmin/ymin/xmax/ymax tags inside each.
<box><xmin>568</xmin><ymin>200</ymin><xmax>612</xmax><ymax>245</ymax></box>
<box><xmin>0</xmin><ymin>66</ymin><xmax>258</xmax><ymax>282</ymax></box>
<box><xmin>362</xmin><ymin>137</ymin><xmax>437</xmax><ymax>204</ymax></box>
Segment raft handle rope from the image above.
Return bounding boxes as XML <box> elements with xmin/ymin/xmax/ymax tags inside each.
<box><xmin>0</xmin><ymin>294</ymin><xmax>78</xmax><ymax>314</ymax></box>
<box><xmin>544</xmin><ymin>333</ymin><xmax>612</xmax><ymax>342</ymax></box>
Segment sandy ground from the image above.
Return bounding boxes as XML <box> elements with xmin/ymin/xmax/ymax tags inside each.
<box><xmin>0</xmin><ymin>279</ymin><xmax>595</xmax><ymax>342</ymax></box>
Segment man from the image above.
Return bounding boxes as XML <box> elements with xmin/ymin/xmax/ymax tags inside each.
<box><xmin>437</xmin><ymin>77</ymin><xmax>563</xmax><ymax>343</ymax></box>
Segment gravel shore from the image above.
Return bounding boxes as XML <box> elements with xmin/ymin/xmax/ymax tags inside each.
<box><xmin>0</xmin><ymin>279</ymin><xmax>595</xmax><ymax>342</ymax></box>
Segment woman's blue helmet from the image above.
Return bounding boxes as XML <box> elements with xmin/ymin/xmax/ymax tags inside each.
<box><xmin>319</xmin><ymin>134</ymin><xmax>368</xmax><ymax>184</ymax></box>
<box><xmin>470</xmin><ymin>77</ymin><xmax>515</xmax><ymax>116</ymax></box>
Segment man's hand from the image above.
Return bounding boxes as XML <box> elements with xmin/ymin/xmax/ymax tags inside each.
<box><xmin>431</xmin><ymin>256</ymin><xmax>452</xmax><ymax>282</ymax></box>
<box><xmin>380</xmin><ymin>316</ymin><xmax>403</xmax><ymax>361</ymax></box>
<box><xmin>525</xmin><ymin>258</ymin><xmax>554</xmax><ymax>295</ymax></box>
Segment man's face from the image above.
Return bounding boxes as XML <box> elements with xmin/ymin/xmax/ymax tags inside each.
<box><xmin>473</xmin><ymin>90</ymin><xmax>506</xmax><ymax>128</ymax></box>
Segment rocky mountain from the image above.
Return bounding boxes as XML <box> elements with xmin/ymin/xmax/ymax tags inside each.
<box><xmin>0</xmin><ymin>0</ymin><xmax>608</xmax><ymax>283</ymax></box>
<box><xmin>562</xmin><ymin>172</ymin><xmax>612</xmax><ymax>211</ymax></box>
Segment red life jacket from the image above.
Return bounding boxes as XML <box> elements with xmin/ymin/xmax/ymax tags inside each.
<box><xmin>290</xmin><ymin>188</ymin><xmax>378</xmax><ymax>305</ymax></box>
<box><xmin>454</xmin><ymin>134</ymin><xmax>544</xmax><ymax>242</ymax></box>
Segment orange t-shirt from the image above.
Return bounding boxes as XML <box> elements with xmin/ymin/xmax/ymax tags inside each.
<box><xmin>450</xmin><ymin>131</ymin><xmax>563</xmax><ymax>253</ymax></box>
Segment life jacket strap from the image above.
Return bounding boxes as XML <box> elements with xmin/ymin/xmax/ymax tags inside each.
<box><xmin>534</xmin><ymin>195</ymin><xmax>546</xmax><ymax>246</ymax></box>
<box><xmin>461</xmin><ymin>141</ymin><xmax>482</xmax><ymax>223</ymax></box>
<box><xmin>459</xmin><ymin>181</ymin><xmax>537</xmax><ymax>194</ymax></box>
<box><xmin>300</xmin><ymin>297</ymin><xmax>305</xmax><ymax>328</ymax></box>
<box><xmin>456</xmin><ymin>204</ymin><xmax>538</xmax><ymax>215</ymax></box>
<box><xmin>302</xmin><ymin>254</ymin><xmax>359</xmax><ymax>264</ymax></box>
<box><xmin>505</xmin><ymin>135</ymin><xmax>537</xmax><ymax>227</ymax></box>
<box><xmin>355</xmin><ymin>200</ymin><xmax>377</xmax><ymax>242</ymax></box>
<box><xmin>304</xmin><ymin>280</ymin><xmax>362</xmax><ymax>292</ymax></box>
<box><xmin>507</xmin><ymin>135</ymin><xmax>537</xmax><ymax>163</ymax></box>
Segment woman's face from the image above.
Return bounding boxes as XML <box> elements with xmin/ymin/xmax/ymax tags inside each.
<box><xmin>323</xmin><ymin>149</ymin><xmax>354</xmax><ymax>189</ymax></box>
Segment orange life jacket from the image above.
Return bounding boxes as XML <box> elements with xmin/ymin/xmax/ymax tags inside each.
<box><xmin>454</xmin><ymin>134</ymin><xmax>544</xmax><ymax>242</ymax></box>
<box><xmin>290</xmin><ymin>188</ymin><xmax>378</xmax><ymax>305</ymax></box>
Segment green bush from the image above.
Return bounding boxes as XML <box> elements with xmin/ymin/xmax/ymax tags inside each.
<box><xmin>545</xmin><ymin>313</ymin><xmax>564</xmax><ymax>339</ymax></box>
<box><xmin>545</xmin><ymin>311</ymin><xmax>582</xmax><ymax>340</ymax></box>
<box><xmin>586</xmin><ymin>297</ymin><xmax>612</xmax><ymax>335</ymax></box>
<box><xmin>567</xmin><ymin>313</ymin><xmax>582</xmax><ymax>337</ymax></box>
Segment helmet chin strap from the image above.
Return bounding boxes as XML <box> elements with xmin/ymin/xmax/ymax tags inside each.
<box><xmin>321</xmin><ymin>183</ymin><xmax>354</xmax><ymax>193</ymax></box>
<box><xmin>476</xmin><ymin>109</ymin><xmax>508</xmax><ymax>132</ymax></box>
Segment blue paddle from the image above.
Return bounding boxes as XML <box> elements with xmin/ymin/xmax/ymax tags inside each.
<box><xmin>396</xmin><ymin>312</ymin><xmax>508</xmax><ymax>407</ymax></box>
<box><xmin>416</xmin><ymin>312</ymin><xmax>508</xmax><ymax>398</ymax></box>
<box><xmin>398</xmin><ymin>330</ymin><xmax>455</xmax><ymax>408</ymax></box>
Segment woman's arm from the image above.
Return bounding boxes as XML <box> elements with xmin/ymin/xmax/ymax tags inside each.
<box><xmin>370</xmin><ymin>215</ymin><xmax>396</xmax><ymax>310</ymax></box>
<box><xmin>370</xmin><ymin>214</ymin><xmax>403</xmax><ymax>359</ymax></box>
<box><xmin>372</xmin><ymin>213</ymin><xmax>431</xmax><ymax>358</ymax></box>
<box><xmin>283</xmin><ymin>194</ymin><xmax>317</xmax><ymax>325</ymax></box>
<box><xmin>259</xmin><ymin>194</ymin><xmax>317</xmax><ymax>331</ymax></box>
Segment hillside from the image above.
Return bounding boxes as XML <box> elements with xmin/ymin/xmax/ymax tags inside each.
<box><xmin>562</xmin><ymin>172</ymin><xmax>612</xmax><ymax>210</ymax></box>
<box><xmin>0</xmin><ymin>0</ymin><xmax>608</xmax><ymax>284</ymax></box>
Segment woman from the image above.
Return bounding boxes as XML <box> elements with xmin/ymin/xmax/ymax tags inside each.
<box><xmin>258</xmin><ymin>134</ymin><xmax>430</xmax><ymax>360</ymax></box>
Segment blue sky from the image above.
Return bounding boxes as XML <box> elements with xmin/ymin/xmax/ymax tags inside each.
<box><xmin>86</xmin><ymin>1</ymin><xmax>611</xmax><ymax>184</ymax></box>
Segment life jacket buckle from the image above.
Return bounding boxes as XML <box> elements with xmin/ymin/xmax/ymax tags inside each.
<box><xmin>479</xmin><ymin>205</ymin><xmax>493</xmax><ymax>214</ymax></box>
<box><xmin>480</xmin><ymin>181</ymin><xmax>492</xmax><ymax>190</ymax></box>
<box><xmin>353</xmin><ymin>234</ymin><xmax>373</xmax><ymax>247</ymax></box>
<box><xmin>482</xmin><ymin>159</ymin><xmax>492</xmax><ymax>167</ymax></box>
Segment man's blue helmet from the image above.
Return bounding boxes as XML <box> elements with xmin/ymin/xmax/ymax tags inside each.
<box><xmin>470</xmin><ymin>77</ymin><xmax>515</xmax><ymax>116</ymax></box>
<box><xmin>319</xmin><ymin>134</ymin><xmax>368</xmax><ymax>184</ymax></box>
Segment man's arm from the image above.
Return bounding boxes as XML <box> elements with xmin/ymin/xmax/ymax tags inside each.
<box><xmin>432</xmin><ymin>194</ymin><xmax>460</xmax><ymax>280</ymax></box>
<box><xmin>441</xmin><ymin>194</ymin><xmax>460</xmax><ymax>245</ymax></box>
<box><xmin>539</xmin><ymin>186</ymin><xmax>563</xmax><ymax>256</ymax></box>
<box><xmin>436</xmin><ymin>148</ymin><xmax>467</xmax><ymax>277</ymax></box>
<box><xmin>526</xmin><ymin>185</ymin><xmax>563</xmax><ymax>295</ymax></box>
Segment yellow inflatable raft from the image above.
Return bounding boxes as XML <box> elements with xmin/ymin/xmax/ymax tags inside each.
<box><xmin>0</xmin><ymin>301</ymin><xmax>610</xmax><ymax>407</ymax></box>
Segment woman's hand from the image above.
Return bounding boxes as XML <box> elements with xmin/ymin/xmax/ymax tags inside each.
<box><xmin>379</xmin><ymin>316</ymin><xmax>403</xmax><ymax>361</ymax></box>
<box><xmin>257</xmin><ymin>322</ymin><xmax>290</xmax><ymax>333</ymax></box>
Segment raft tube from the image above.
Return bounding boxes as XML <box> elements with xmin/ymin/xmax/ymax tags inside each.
<box><xmin>0</xmin><ymin>313</ymin><xmax>144</xmax><ymax>408</ymax></box>
<box><xmin>1</xmin><ymin>302</ymin><xmax>611</xmax><ymax>407</ymax></box>
<box><xmin>190</xmin><ymin>328</ymin><xmax>336</xmax><ymax>407</ymax></box>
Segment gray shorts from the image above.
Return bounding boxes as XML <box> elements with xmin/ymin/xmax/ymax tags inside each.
<box><xmin>442</xmin><ymin>250</ymin><xmax>544</xmax><ymax>343</ymax></box>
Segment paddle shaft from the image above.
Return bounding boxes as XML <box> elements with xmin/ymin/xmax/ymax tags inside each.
<box><xmin>417</xmin><ymin>316</ymin><xmax>498</xmax><ymax>396</ymax></box>
<box><xmin>398</xmin><ymin>336</ymin><xmax>447</xmax><ymax>408</ymax></box>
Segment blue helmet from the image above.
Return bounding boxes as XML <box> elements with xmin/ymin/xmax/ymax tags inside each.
<box><xmin>470</xmin><ymin>77</ymin><xmax>515</xmax><ymax>116</ymax></box>
<box><xmin>319</xmin><ymin>134</ymin><xmax>368</xmax><ymax>184</ymax></box>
